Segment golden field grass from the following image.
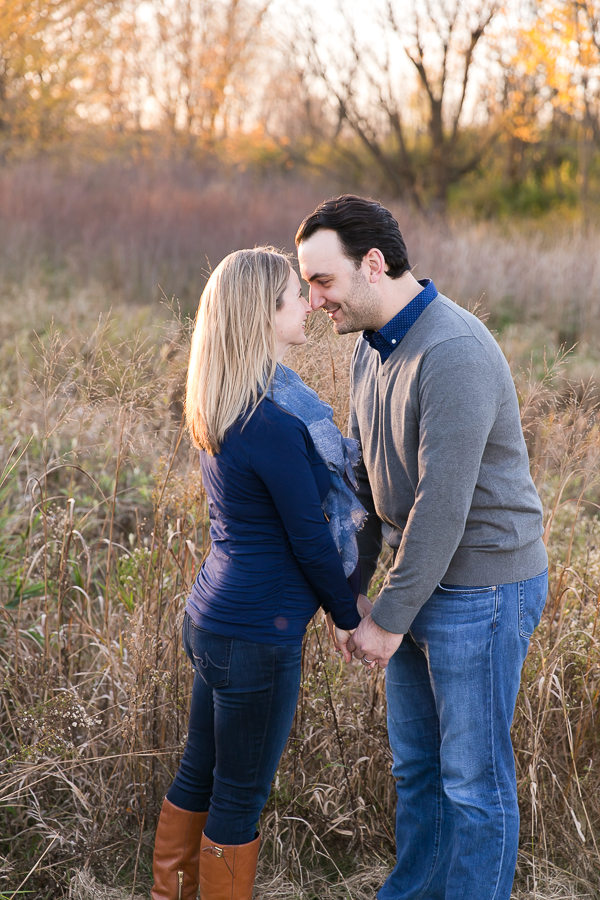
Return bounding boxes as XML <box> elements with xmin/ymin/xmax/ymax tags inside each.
<box><xmin>1</xmin><ymin>178</ymin><xmax>600</xmax><ymax>897</ymax></box>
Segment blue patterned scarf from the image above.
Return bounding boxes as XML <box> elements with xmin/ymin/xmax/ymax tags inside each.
<box><xmin>269</xmin><ymin>364</ymin><xmax>367</xmax><ymax>576</ymax></box>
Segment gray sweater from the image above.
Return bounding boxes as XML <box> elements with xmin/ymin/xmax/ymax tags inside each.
<box><xmin>349</xmin><ymin>293</ymin><xmax>547</xmax><ymax>634</ymax></box>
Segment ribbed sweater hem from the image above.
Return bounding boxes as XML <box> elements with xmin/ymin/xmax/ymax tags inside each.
<box><xmin>442</xmin><ymin>538</ymin><xmax>548</xmax><ymax>588</ymax></box>
<box><xmin>371</xmin><ymin>537</ymin><xmax>548</xmax><ymax>634</ymax></box>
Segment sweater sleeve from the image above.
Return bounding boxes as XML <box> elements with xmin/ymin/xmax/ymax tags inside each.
<box><xmin>250</xmin><ymin>413</ymin><xmax>361</xmax><ymax>631</ymax></box>
<box><xmin>370</xmin><ymin>336</ymin><xmax>503</xmax><ymax>634</ymax></box>
<box><xmin>349</xmin><ymin>376</ymin><xmax>382</xmax><ymax>594</ymax></box>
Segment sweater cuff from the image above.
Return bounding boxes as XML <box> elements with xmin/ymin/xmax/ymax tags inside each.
<box><xmin>370</xmin><ymin>592</ymin><xmax>420</xmax><ymax>635</ymax></box>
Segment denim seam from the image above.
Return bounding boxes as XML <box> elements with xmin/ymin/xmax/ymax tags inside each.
<box><xmin>195</xmin><ymin>652</ymin><xmax>229</xmax><ymax>671</ymax></box>
<box><xmin>518</xmin><ymin>578</ymin><xmax>528</xmax><ymax>638</ymax></box>
<box><xmin>248</xmin><ymin>646</ymin><xmax>278</xmax><ymax>821</ymax></box>
<box><xmin>416</xmin><ymin>721</ymin><xmax>443</xmax><ymax>899</ymax></box>
<box><xmin>186</xmin><ymin>618</ymin><xmax>233</xmax><ymax>686</ymax></box>
<box><xmin>489</xmin><ymin>584</ymin><xmax>507</xmax><ymax>900</ymax></box>
<box><xmin>437</xmin><ymin>584</ymin><xmax>497</xmax><ymax>595</ymax></box>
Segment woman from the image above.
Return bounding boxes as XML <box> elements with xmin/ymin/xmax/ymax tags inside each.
<box><xmin>151</xmin><ymin>248</ymin><xmax>366</xmax><ymax>900</ymax></box>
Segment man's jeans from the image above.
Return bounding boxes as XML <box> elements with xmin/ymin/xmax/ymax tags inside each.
<box><xmin>167</xmin><ymin>614</ymin><xmax>302</xmax><ymax>845</ymax></box>
<box><xmin>378</xmin><ymin>570</ymin><xmax>548</xmax><ymax>900</ymax></box>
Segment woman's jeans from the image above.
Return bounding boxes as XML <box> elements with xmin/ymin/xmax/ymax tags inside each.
<box><xmin>378</xmin><ymin>570</ymin><xmax>548</xmax><ymax>900</ymax></box>
<box><xmin>167</xmin><ymin>614</ymin><xmax>302</xmax><ymax>845</ymax></box>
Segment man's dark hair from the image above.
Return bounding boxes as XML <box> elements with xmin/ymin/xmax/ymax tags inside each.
<box><xmin>295</xmin><ymin>194</ymin><xmax>410</xmax><ymax>279</ymax></box>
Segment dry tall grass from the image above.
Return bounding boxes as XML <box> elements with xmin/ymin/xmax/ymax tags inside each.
<box><xmin>1</xmin><ymin>159</ymin><xmax>600</xmax><ymax>353</ymax></box>
<box><xmin>1</xmin><ymin>264</ymin><xmax>600</xmax><ymax>896</ymax></box>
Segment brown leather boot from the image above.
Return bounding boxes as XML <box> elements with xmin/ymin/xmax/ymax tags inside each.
<box><xmin>199</xmin><ymin>831</ymin><xmax>260</xmax><ymax>900</ymax></box>
<box><xmin>151</xmin><ymin>797</ymin><xmax>208</xmax><ymax>899</ymax></box>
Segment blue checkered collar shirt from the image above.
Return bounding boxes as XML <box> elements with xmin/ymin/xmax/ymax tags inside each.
<box><xmin>363</xmin><ymin>278</ymin><xmax>438</xmax><ymax>363</ymax></box>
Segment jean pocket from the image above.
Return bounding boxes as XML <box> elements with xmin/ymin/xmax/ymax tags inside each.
<box><xmin>185</xmin><ymin>619</ymin><xmax>232</xmax><ymax>688</ymax></box>
<box><xmin>519</xmin><ymin>569</ymin><xmax>548</xmax><ymax>639</ymax></box>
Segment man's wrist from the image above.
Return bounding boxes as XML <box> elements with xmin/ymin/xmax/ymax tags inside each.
<box><xmin>370</xmin><ymin>595</ymin><xmax>414</xmax><ymax>636</ymax></box>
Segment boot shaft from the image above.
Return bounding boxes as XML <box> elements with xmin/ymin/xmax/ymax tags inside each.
<box><xmin>199</xmin><ymin>832</ymin><xmax>260</xmax><ymax>900</ymax></box>
<box><xmin>151</xmin><ymin>798</ymin><xmax>208</xmax><ymax>900</ymax></box>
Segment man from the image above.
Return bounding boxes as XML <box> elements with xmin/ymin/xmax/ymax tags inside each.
<box><xmin>295</xmin><ymin>195</ymin><xmax>548</xmax><ymax>900</ymax></box>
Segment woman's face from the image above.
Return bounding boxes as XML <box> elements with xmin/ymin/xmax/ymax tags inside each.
<box><xmin>275</xmin><ymin>269</ymin><xmax>311</xmax><ymax>361</ymax></box>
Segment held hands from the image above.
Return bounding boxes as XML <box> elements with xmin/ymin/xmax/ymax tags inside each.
<box><xmin>346</xmin><ymin>613</ymin><xmax>404</xmax><ymax>670</ymax></box>
<box><xmin>326</xmin><ymin>593</ymin><xmax>403</xmax><ymax>670</ymax></box>
<box><xmin>325</xmin><ymin>592</ymin><xmax>371</xmax><ymax>661</ymax></box>
<box><xmin>325</xmin><ymin>614</ymin><xmax>355</xmax><ymax>662</ymax></box>
<box><xmin>334</xmin><ymin>625</ymin><xmax>354</xmax><ymax>663</ymax></box>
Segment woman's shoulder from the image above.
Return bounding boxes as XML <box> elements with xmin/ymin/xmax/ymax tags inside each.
<box><xmin>245</xmin><ymin>397</ymin><xmax>308</xmax><ymax>442</ymax></box>
<box><xmin>219</xmin><ymin>397</ymin><xmax>308</xmax><ymax>452</ymax></box>
<box><xmin>219</xmin><ymin>400</ymin><xmax>310</xmax><ymax>471</ymax></box>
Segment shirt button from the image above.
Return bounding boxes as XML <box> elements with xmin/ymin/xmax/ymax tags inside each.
<box><xmin>391</xmin><ymin>339</ymin><xmax>397</xmax><ymax>344</ymax></box>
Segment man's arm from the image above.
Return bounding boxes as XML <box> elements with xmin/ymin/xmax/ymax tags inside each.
<box><xmin>369</xmin><ymin>336</ymin><xmax>503</xmax><ymax>637</ymax></box>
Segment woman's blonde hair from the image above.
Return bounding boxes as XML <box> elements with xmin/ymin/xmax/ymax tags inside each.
<box><xmin>186</xmin><ymin>247</ymin><xmax>291</xmax><ymax>454</ymax></box>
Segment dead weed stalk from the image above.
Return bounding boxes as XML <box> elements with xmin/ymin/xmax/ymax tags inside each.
<box><xmin>0</xmin><ymin>299</ymin><xmax>599</xmax><ymax>897</ymax></box>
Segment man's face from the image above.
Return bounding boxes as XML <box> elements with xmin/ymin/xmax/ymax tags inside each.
<box><xmin>297</xmin><ymin>229</ymin><xmax>382</xmax><ymax>334</ymax></box>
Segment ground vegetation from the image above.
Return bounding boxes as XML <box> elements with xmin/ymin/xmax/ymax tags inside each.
<box><xmin>1</xmin><ymin>190</ymin><xmax>600</xmax><ymax>896</ymax></box>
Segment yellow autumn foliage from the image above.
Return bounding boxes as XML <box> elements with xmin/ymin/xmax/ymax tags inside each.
<box><xmin>0</xmin><ymin>0</ymin><xmax>120</xmax><ymax>153</ymax></box>
<box><xmin>502</xmin><ymin>0</ymin><xmax>600</xmax><ymax>139</ymax></box>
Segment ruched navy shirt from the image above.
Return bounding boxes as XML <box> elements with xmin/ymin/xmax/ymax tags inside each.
<box><xmin>185</xmin><ymin>398</ymin><xmax>361</xmax><ymax>645</ymax></box>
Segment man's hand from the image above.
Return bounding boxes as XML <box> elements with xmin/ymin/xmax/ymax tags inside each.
<box><xmin>346</xmin><ymin>614</ymin><xmax>404</xmax><ymax>669</ymax></box>
<box><xmin>357</xmin><ymin>593</ymin><xmax>372</xmax><ymax>619</ymax></box>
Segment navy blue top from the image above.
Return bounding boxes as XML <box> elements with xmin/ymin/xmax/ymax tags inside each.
<box><xmin>186</xmin><ymin>398</ymin><xmax>361</xmax><ymax>645</ymax></box>
<box><xmin>363</xmin><ymin>278</ymin><xmax>438</xmax><ymax>362</ymax></box>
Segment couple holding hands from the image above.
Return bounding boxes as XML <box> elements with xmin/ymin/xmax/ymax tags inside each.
<box><xmin>150</xmin><ymin>195</ymin><xmax>548</xmax><ymax>900</ymax></box>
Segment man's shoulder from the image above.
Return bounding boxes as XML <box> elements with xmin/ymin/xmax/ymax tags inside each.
<box><xmin>417</xmin><ymin>294</ymin><xmax>495</xmax><ymax>348</ymax></box>
<box><xmin>400</xmin><ymin>296</ymin><xmax>502</xmax><ymax>383</ymax></box>
<box><xmin>351</xmin><ymin>294</ymin><xmax>499</xmax><ymax>365</ymax></box>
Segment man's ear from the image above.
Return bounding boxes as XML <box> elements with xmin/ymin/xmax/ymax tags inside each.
<box><xmin>363</xmin><ymin>248</ymin><xmax>386</xmax><ymax>284</ymax></box>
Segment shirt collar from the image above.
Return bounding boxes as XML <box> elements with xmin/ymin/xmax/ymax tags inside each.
<box><xmin>363</xmin><ymin>278</ymin><xmax>438</xmax><ymax>361</ymax></box>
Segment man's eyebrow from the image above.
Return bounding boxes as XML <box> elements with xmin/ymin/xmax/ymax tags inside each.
<box><xmin>305</xmin><ymin>271</ymin><xmax>334</xmax><ymax>283</ymax></box>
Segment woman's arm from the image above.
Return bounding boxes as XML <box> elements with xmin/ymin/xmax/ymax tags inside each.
<box><xmin>250</xmin><ymin>413</ymin><xmax>361</xmax><ymax>632</ymax></box>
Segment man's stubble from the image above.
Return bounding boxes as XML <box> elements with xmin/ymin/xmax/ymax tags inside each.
<box><xmin>333</xmin><ymin>268</ymin><xmax>382</xmax><ymax>335</ymax></box>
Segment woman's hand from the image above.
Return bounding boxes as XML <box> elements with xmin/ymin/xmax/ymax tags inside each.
<box><xmin>325</xmin><ymin>593</ymin><xmax>371</xmax><ymax>662</ymax></box>
<box><xmin>333</xmin><ymin>626</ymin><xmax>355</xmax><ymax>663</ymax></box>
<box><xmin>325</xmin><ymin>611</ymin><xmax>337</xmax><ymax>646</ymax></box>
<box><xmin>325</xmin><ymin>612</ymin><xmax>355</xmax><ymax>663</ymax></box>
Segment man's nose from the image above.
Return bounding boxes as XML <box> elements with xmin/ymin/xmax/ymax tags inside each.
<box><xmin>309</xmin><ymin>287</ymin><xmax>326</xmax><ymax>311</ymax></box>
